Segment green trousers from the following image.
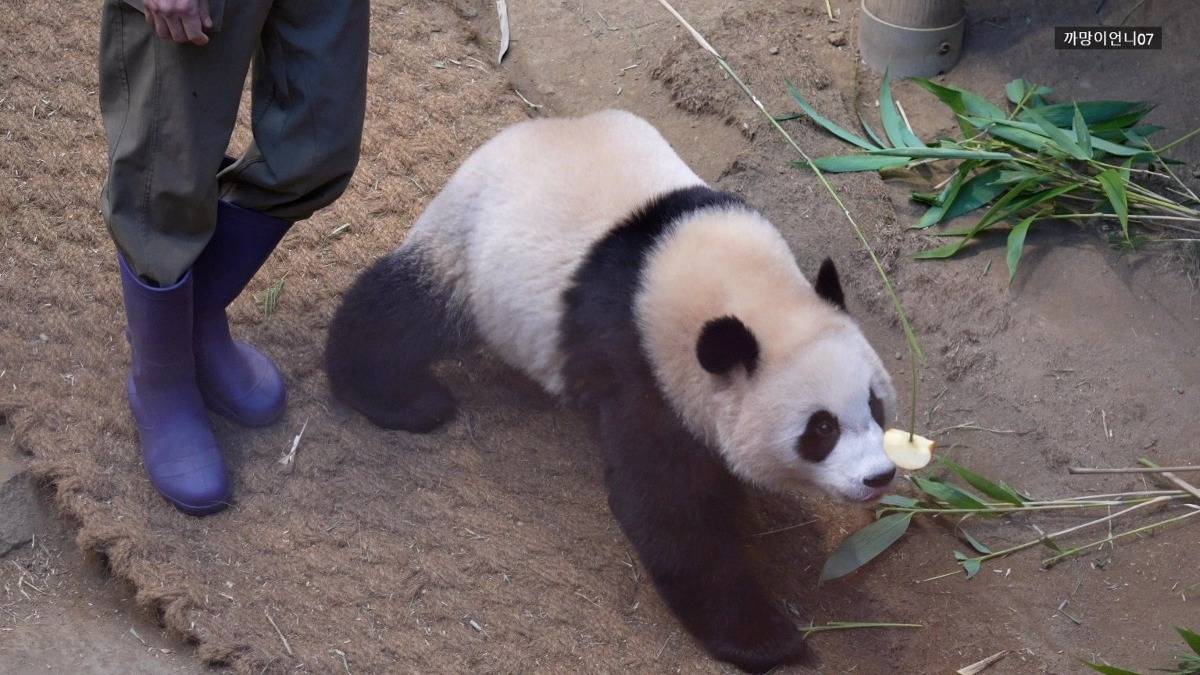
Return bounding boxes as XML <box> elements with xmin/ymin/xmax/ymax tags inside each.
<box><xmin>99</xmin><ymin>0</ymin><xmax>369</xmax><ymax>285</ymax></box>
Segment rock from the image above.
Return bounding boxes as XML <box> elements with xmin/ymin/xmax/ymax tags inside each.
<box><xmin>0</xmin><ymin>455</ymin><xmax>38</xmax><ymax>557</ymax></box>
<box><xmin>828</xmin><ymin>31</ymin><xmax>847</xmax><ymax>47</ymax></box>
<box><xmin>768</xmin><ymin>46</ymin><xmax>779</xmax><ymax>55</ymax></box>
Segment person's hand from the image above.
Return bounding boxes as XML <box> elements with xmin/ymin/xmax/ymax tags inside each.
<box><xmin>143</xmin><ymin>0</ymin><xmax>212</xmax><ymax>46</ymax></box>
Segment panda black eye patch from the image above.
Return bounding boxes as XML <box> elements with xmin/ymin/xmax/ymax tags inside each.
<box><xmin>797</xmin><ymin>410</ymin><xmax>840</xmax><ymax>462</ymax></box>
<box><xmin>869</xmin><ymin>389</ymin><xmax>885</xmax><ymax>428</ymax></box>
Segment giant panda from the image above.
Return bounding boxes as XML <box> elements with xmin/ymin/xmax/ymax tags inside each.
<box><xmin>325</xmin><ymin>110</ymin><xmax>898</xmax><ymax>673</ymax></box>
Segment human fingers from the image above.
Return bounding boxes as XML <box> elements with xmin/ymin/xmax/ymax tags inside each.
<box><xmin>182</xmin><ymin>12</ymin><xmax>209</xmax><ymax>46</ymax></box>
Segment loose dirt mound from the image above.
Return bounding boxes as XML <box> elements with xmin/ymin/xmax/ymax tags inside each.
<box><xmin>3</xmin><ymin>0</ymin><xmax>1198</xmax><ymax>673</ymax></box>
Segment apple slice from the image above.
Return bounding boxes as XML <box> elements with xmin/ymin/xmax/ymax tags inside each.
<box><xmin>883</xmin><ymin>428</ymin><xmax>935</xmax><ymax>470</ymax></box>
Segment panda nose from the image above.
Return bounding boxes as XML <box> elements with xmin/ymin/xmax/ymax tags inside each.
<box><xmin>863</xmin><ymin>468</ymin><xmax>896</xmax><ymax>488</ymax></box>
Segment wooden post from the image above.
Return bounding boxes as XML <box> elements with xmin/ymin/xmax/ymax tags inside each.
<box><xmin>859</xmin><ymin>0</ymin><xmax>966</xmax><ymax>78</ymax></box>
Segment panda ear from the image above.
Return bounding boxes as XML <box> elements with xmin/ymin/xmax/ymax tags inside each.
<box><xmin>696</xmin><ymin>316</ymin><xmax>760</xmax><ymax>376</ymax></box>
<box><xmin>814</xmin><ymin>257</ymin><xmax>847</xmax><ymax>312</ymax></box>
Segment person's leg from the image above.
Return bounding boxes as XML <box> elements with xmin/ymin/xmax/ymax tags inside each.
<box><xmin>100</xmin><ymin>0</ymin><xmax>269</xmax><ymax>285</ymax></box>
<box><xmin>218</xmin><ymin>0</ymin><xmax>369</xmax><ymax>219</ymax></box>
<box><xmin>190</xmin><ymin>0</ymin><xmax>369</xmax><ymax>425</ymax></box>
<box><xmin>99</xmin><ymin>0</ymin><xmax>269</xmax><ymax>514</ymax></box>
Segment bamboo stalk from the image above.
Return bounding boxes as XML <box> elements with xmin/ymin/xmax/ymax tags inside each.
<box><xmin>1140</xmin><ymin>458</ymin><xmax>1200</xmax><ymax>500</ymax></box>
<box><xmin>1069</xmin><ymin>465</ymin><xmax>1200</xmax><ymax>475</ymax></box>
<box><xmin>1041</xmin><ymin>507</ymin><xmax>1200</xmax><ymax>567</ymax></box>
<box><xmin>916</xmin><ymin>495</ymin><xmax>1174</xmax><ymax>582</ymax></box>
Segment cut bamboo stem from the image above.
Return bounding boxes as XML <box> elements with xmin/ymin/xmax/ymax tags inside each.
<box><xmin>1069</xmin><ymin>465</ymin><xmax>1200</xmax><ymax>475</ymax></box>
<box><xmin>1140</xmin><ymin>458</ymin><xmax>1200</xmax><ymax>500</ymax></box>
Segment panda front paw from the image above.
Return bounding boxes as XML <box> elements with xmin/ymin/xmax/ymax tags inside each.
<box><xmin>707</xmin><ymin>606</ymin><xmax>808</xmax><ymax>674</ymax></box>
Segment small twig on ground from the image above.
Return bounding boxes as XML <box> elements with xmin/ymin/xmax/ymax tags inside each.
<box><xmin>595</xmin><ymin>10</ymin><xmax>618</xmax><ymax>31</ymax></box>
<box><xmin>278</xmin><ymin>419</ymin><xmax>309</xmax><ymax>472</ymax></box>
<box><xmin>931</xmin><ymin>422</ymin><xmax>1024</xmax><ymax>436</ymax></box>
<box><xmin>750</xmin><ymin>518</ymin><xmax>819</xmax><ymax>537</ymax></box>
<box><xmin>801</xmin><ymin>621</ymin><xmax>922</xmax><ymax>637</ymax></box>
<box><xmin>265</xmin><ymin>610</ymin><xmax>294</xmax><ymax>656</ymax></box>
<box><xmin>1055</xmin><ymin>599</ymin><xmax>1082</xmax><ymax>625</ymax></box>
<box><xmin>656</xmin><ymin>633</ymin><xmax>676</xmax><ymax>659</ymax></box>
<box><xmin>957</xmin><ymin>650</ymin><xmax>1009</xmax><ymax>675</ymax></box>
<box><xmin>331</xmin><ymin>648</ymin><xmax>352</xmax><ymax>674</ymax></box>
<box><xmin>512</xmin><ymin>89</ymin><xmax>543</xmax><ymax>110</ymax></box>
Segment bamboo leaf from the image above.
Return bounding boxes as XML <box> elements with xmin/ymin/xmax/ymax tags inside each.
<box><xmin>1090</xmin><ymin>136</ymin><xmax>1147</xmax><ymax>157</ymax></box>
<box><xmin>975</xmin><ymin>120</ymin><xmax>1057</xmax><ymax>153</ymax></box>
<box><xmin>967</xmin><ymin>116</ymin><xmax>1146</xmax><ymax>156</ymax></box>
<box><xmin>995</xmin><ymin>168</ymin><xmax>1040</xmax><ymax>184</ymax></box>
<box><xmin>1025</xmin><ymin>108</ymin><xmax>1090</xmax><ymax>160</ymax></box>
<box><xmin>961</xmin><ymin>557</ymin><xmax>982</xmax><ymax>579</ymax></box>
<box><xmin>938</xmin><ymin>458</ymin><xmax>1027</xmax><ymax>506</ymax></box>
<box><xmin>1176</xmin><ymin>627</ymin><xmax>1200</xmax><ymax>655</ymax></box>
<box><xmin>1080</xmin><ymin>661</ymin><xmax>1141</xmax><ymax>675</ymax></box>
<box><xmin>959</xmin><ymin>526</ymin><xmax>992</xmax><ymax>555</ymax></box>
<box><xmin>796</xmin><ymin>156</ymin><xmax>911</xmax><ymax>173</ymax></box>
<box><xmin>1004</xmin><ymin>78</ymin><xmax>1028</xmax><ymax>105</ymax></box>
<box><xmin>820</xmin><ymin>513</ymin><xmax>914</xmax><ymax>582</ymax></box>
<box><xmin>1006</xmin><ymin>213</ymin><xmax>1038</xmax><ymax>283</ymax></box>
<box><xmin>1073</xmin><ymin>105</ymin><xmax>1093</xmax><ymax>158</ymax></box>
<box><xmin>858</xmin><ymin>111</ymin><xmax>891</xmax><ymax>148</ymax></box>
<box><xmin>910</xmin><ymin>191</ymin><xmax>942</xmax><ymax>206</ymax></box>
<box><xmin>786</xmin><ymin>80</ymin><xmax>878</xmax><ymax>151</ymax></box>
<box><xmin>912</xmin><ymin>477</ymin><xmax>987</xmax><ymax>510</ymax></box>
<box><xmin>1096</xmin><ymin>168</ymin><xmax>1130</xmax><ymax>240</ymax></box>
<box><xmin>868</xmin><ymin>146</ymin><xmax>1011</xmax><ymax>160</ymax></box>
<box><xmin>913</xmin><ymin>79</ymin><xmax>1005</xmax><ymax>120</ymax></box>
<box><xmin>880</xmin><ymin>70</ymin><xmax>926</xmax><ymax>148</ymax></box>
<box><xmin>879</xmin><ymin>495</ymin><xmax>920</xmax><ymax>508</ymax></box>
<box><xmin>913</xmin><ymin>162</ymin><xmax>976</xmax><ymax>229</ymax></box>
<box><xmin>915</xmin><ymin>177</ymin><xmax>1044</xmax><ymax>259</ymax></box>
<box><xmin>972</xmin><ymin>177</ymin><xmax>1042</xmax><ymax>230</ymax></box>
<box><xmin>942</xmin><ymin>167</ymin><xmax>1009</xmax><ymax>222</ymax></box>
<box><xmin>1005</xmin><ymin>182</ymin><xmax>1083</xmax><ymax>217</ymax></box>
<box><xmin>914</xmin><ymin>240</ymin><xmax>968</xmax><ymax>260</ymax></box>
<box><xmin>1019</xmin><ymin>100</ymin><xmax>1152</xmax><ymax>127</ymax></box>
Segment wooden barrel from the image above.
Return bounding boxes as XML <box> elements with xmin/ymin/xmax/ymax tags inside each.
<box><xmin>859</xmin><ymin>0</ymin><xmax>965</xmax><ymax>78</ymax></box>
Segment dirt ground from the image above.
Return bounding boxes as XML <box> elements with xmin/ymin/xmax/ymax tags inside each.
<box><xmin>1</xmin><ymin>0</ymin><xmax>1198</xmax><ymax>673</ymax></box>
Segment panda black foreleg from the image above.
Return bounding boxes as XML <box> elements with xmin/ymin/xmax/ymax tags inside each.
<box><xmin>325</xmin><ymin>247</ymin><xmax>468</xmax><ymax>432</ymax></box>
<box><xmin>596</xmin><ymin>405</ymin><xmax>807</xmax><ymax>673</ymax></box>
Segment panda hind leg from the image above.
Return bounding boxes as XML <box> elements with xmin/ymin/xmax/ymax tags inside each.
<box><xmin>325</xmin><ymin>247</ymin><xmax>469</xmax><ymax>432</ymax></box>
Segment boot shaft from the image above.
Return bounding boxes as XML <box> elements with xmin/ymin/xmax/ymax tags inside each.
<box><xmin>118</xmin><ymin>254</ymin><xmax>198</xmax><ymax>383</ymax></box>
<box><xmin>192</xmin><ymin>201</ymin><xmax>291</xmax><ymax>313</ymax></box>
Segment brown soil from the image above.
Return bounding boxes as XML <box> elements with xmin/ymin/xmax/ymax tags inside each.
<box><xmin>2</xmin><ymin>0</ymin><xmax>1198</xmax><ymax>673</ymax></box>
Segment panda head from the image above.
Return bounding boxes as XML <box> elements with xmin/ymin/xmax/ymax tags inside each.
<box><xmin>694</xmin><ymin>259</ymin><xmax>898</xmax><ymax>502</ymax></box>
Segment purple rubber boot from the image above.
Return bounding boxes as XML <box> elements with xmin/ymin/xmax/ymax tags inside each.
<box><xmin>191</xmin><ymin>200</ymin><xmax>291</xmax><ymax>427</ymax></box>
<box><xmin>118</xmin><ymin>255</ymin><xmax>231</xmax><ymax>515</ymax></box>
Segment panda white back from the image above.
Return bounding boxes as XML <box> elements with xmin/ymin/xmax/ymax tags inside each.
<box><xmin>404</xmin><ymin>110</ymin><xmax>703</xmax><ymax>393</ymax></box>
